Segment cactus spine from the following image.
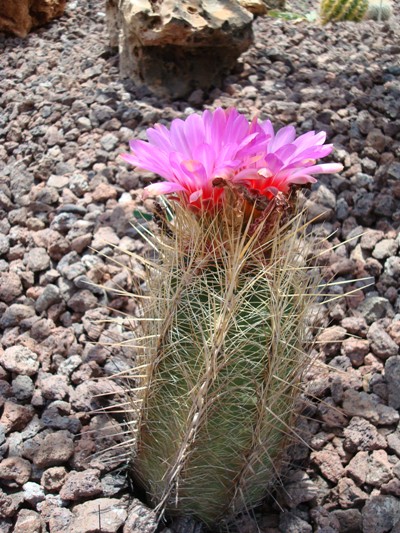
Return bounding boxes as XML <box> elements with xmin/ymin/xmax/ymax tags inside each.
<box><xmin>365</xmin><ymin>0</ymin><xmax>392</xmax><ymax>20</ymax></box>
<box><xmin>126</xmin><ymin>195</ymin><xmax>318</xmax><ymax>528</ymax></box>
<box><xmin>320</xmin><ymin>0</ymin><xmax>369</xmax><ymax>23</ymax></box>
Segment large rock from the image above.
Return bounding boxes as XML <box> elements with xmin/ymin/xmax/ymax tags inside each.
<box><xmin>106</xmin><ymin>0</ymin><xmax>254</xmax><ymax>98</ymax></box>
<box><xmin>0</xmin><ymin>0</ymin><xmax>67</xmax><ymax>38</ymax></box>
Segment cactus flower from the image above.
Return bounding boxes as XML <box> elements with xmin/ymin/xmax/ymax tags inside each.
<box><xmin>122</xmin><ymin>107</ymin><xmax>342</xmax><ymax>210</ymax></box>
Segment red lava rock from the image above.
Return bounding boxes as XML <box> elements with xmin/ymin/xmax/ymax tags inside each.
<box><xmin>366</xmin><ymin>449</ymin><xmax>393</xmax><ymax>487</ymax></box>
<box><xmin>311</xmin><ymin>446</ymin><xmax>344</xmax><ymax>483</ymax></box>
<box><xmin>33</xmin><ymin>430</ymin><xmax>74</xmax><ymax>468</ymax></box>
<box><xmin>336</xmin><ymin>477</ymin><xmax>368</xmax><ymax>509</ymax></box>
<box><xmin>13</xmin><ymin>508</ymin><xmax>44</xmax><ymax>532</ymax></box>
<box><xmin>59</xmin><ymin>469</ymin><xmax>103</xmax><ymax>501</ymax></box>
<box><xmin>341</xmin><ymin>337</ymin><xmax>370</xmax><ymax>367</ymax></box>
<box><xmin>92</xmin><ymin>182</ymin><xmax>118</xmax><ymax>202</ymax></box>
<box><xmin>39</xmin><ymin>373</ymin><xmax>69</xmax><ymax>401</ymax></box>
<box><xmin>48</xmin><ymin>506</ymin><xmax>73</xmax><ymax>533</ymax></box>
<box><xmin>346</xmin><ymin>450</ymin><xmax>369</xmax><ymax>484</ymax></box>
<box><xmin>387</xmin><ymin>321</ymin><xmax>400</xmax><ymax>346</ymax></box>
<box><xmin>317</xmin><ymin>326</ymin><xmax>347</xmax><ymax>358</ymax></box>
<box><xmin>0</xmin><ymin>272</ymin><xmax>23</xmax><ymax>303</ymax></box>
<box><xmin>41</xmin><ymin>466</ymin><xmax>67</xmax><ymax>492</ymax></box>
<box><xmin>382</xmin><ymin>477</ymin><xmax>400</xmax><ymax>497</ymax></box>
<box><xmin>69</xmin><ymin>498</ymin><xmax>128</xmax><ymax>533</ymax></box>
<box><xmin>0</xmin><ymin>456</ymin><xmax>32</xmax><ymax>486</ymax></box>
<box><xmin>343</xmin><ymin>416</ymin><xmax>387</xmax><ymax>453</ymax></box>
<box><xmin>0</xmin><ymin>401</ymin><xmax>35</xmax><ymax>433</ymax></box>
<box><xmin>0</xmin><ymin>488</ymin><xmax>19</xmax><ymax>518</ymax></box>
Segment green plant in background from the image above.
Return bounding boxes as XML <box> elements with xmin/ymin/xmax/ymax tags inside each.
<box><xmin>268</xmin><ymin>9</ymin><xmax>318</xmax><ymax>21</ymax></box>
<box><xmin>119</xmin><ymin>108</ymin><xmax>343</xmax><ymax>529</ymax></box>
<box><xmin>320</xmin><ymin>0</ymin><xmax>369</xmax><ymax>23</ymax></box>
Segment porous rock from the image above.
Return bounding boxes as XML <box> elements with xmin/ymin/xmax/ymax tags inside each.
<box><xmin>106</xmin><ymin>0</ymin><xmax>254</xmax><ymax>98</ymax></box>
<box><xmin>69</xmin><ymin>498</ymin><xmax>128</xmax><ymax>533</ymax></box>
<box><xmin>59</xmin><ymin>469</ymin><xmax>103</xmax><ymax>501</ymax></box>
<box><xmin>0</xmin><ymin>346</ymin><xmax>39</xmax><ymax>376</ymax></box>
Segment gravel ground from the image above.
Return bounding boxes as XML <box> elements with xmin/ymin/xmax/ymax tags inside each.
<box><xmin>0</xmin><ymin>1</ymin><xmax>400</xmax><ymax>532</ymax></box>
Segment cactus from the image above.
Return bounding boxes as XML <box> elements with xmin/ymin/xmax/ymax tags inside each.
<box><xmin>119</xmin><ymin>108</ymin><xmax>343</xmax><ymax>528</ymax></box>
<box><xmin>365</xmin><ymin>0</ymin><xmax>392</xmax><ymax>20</ymax></box>
<box><xmin>127</xmin><ymin>199</ymin><xmax>316</xmax><ymax>527</ymax></box>
<box><xmin>320</xmin><ymin>0</ymin><xmax>369</xmax><ymax>23</ymax></box>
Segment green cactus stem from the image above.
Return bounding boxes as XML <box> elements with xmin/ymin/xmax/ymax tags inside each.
<box><xmin>123</xmin><ymin>192</ymin><xmax>320</xmax><ymax>529</ymax></box>
<box><xmin>320</xmin><ymin>0</ymin><xmax>369</xmax><ymax>23</ymax></box>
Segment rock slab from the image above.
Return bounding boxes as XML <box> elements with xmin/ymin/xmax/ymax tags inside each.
<box><xmin>106</xmin><ymin>0</ymin><xmax>254</xmax><ymax>98</ymax></box>
<box><xmin>0</xmin><ymin>0</ymin><xmax>67</xmax><ymax>38</ymax></box>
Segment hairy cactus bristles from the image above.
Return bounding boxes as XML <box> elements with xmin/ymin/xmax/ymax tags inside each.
<box><xmin>365</xmin><ymin>0</ymin><xmax>392</xmax><ymax>20</ymax></box>
<box><xmin>120</xmin><ymin>108</ymin><xmax>343</xmax><ymax>528</ymax></box>
<box><xmin>320</xmin><ymin>0</ymin><xmax>369</xmax><ymax>23</ymax></box>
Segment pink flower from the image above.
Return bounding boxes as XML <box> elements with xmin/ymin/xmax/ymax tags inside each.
<box><xmin>121</xmin><ymin>108</ymin><xmax>342</xmax><ymax>211</ymax></box>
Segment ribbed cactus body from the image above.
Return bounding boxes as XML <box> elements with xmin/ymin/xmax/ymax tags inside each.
<box><xmin>365</xmin><ymin>0</ymin><xmax>392</xmax><ymax>20</ymax></box>
<box><xmin>129</xmin><ymin>203</ymin><xmax>315</xmax><ymax>527</ymax></box>
<box><xmin>320</xmin><ymin>0</ymin><xmax>369</xmax><ymax>23</ymax></box>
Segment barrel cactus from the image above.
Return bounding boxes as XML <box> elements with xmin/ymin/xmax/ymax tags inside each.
<box><xmin>320</xmin><ymin>0</ymin><xmax>369</xmax><ymax>23</ymax></box>
<box><xmin>365</xmin><ymin>0</ymin><xmax>392</xmax><ymax>20</ymax></box>
<box><xmin>120</xmin><ymin>108</ymin><xmax>342</xmax><ymax>528</ymax></box>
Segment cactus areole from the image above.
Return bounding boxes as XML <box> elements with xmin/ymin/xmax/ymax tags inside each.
<box><xmin>121</xmin><ymin>108</ymin><xmax>342</xmax><ymax>528</ymax></box>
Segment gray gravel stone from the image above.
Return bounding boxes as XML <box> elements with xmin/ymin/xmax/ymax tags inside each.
<box><xmin>280</xmin><ymin>471</ymin><xmax>318</xmax><ymax>508</ymax></box>
<box><xmin>101</xmin><ymin>473</ymin><xmax>127</xmax><ymax>497</ymax></box>
<box><xmin>331</xmin><ymin>509</ymin><xmax>362</xmax><ymax>533</ymax></box>
<box><xmin>0</xmin><ymin>346</ymin><xmax>39</xmax><ymax>376</ymax></box>
<box><xmin>279</xmin><ymin>510</ymin><xmax>312</xmax><ymax>533</ymax></box>
<box><xmin>385</xmin><ymin>356</ymin><xmax>400</xmax><ymax>409</ymax></box>
<box><xmin>35</xmin><ymin>284</ymin><xmax>61</xmax><ymax>313</ymax></box>
<box><xmin>368</xmin><ymin>323</ymin><xmax>399</xmax><ymax>360</ymax></box>
<box><xmin>387</xmin><ymin>425</ymin><xmax>400</xmax><ymax>458</ymax></box>
<box><xmin>12</xmin><ymin>375</ymin><xmax>34</xmax><ymax>401</ymax></box>
<box><xmin>0</xmin><ymin>304</ymin><xmax>35</xmax><ymax>328</ymax></box>
<box><xmin>25</xmin><ymin>247</ymin><xmax>51</xmax><ymax>272</ymax></box>
<box><xmin>362</xmin><ymin>495</ymin><xmax>400</xmax><ymax>533</ymax></box>
<box><xmin>372</xmin><ymin>238</ymin><xmax>398</xmax><ymax>260</ymax></box>
<box><xmin>22</xmin><ymin>481</ymin><xmax>45</xmax><ymax>507</ymax></box>
<box><xmin>385</xmin><ymin>256</ymin><xmax>400</xmax><ymax>278</ymax></box>
<box><xmin>357</xmin><ymin>296</ymin><xmax>394</xmax><ymax>324</ymax></box>
<box><xmin>0</xmin><ymin>235</ymin><xmax>10</xmax><ymax>256</ymax></box>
